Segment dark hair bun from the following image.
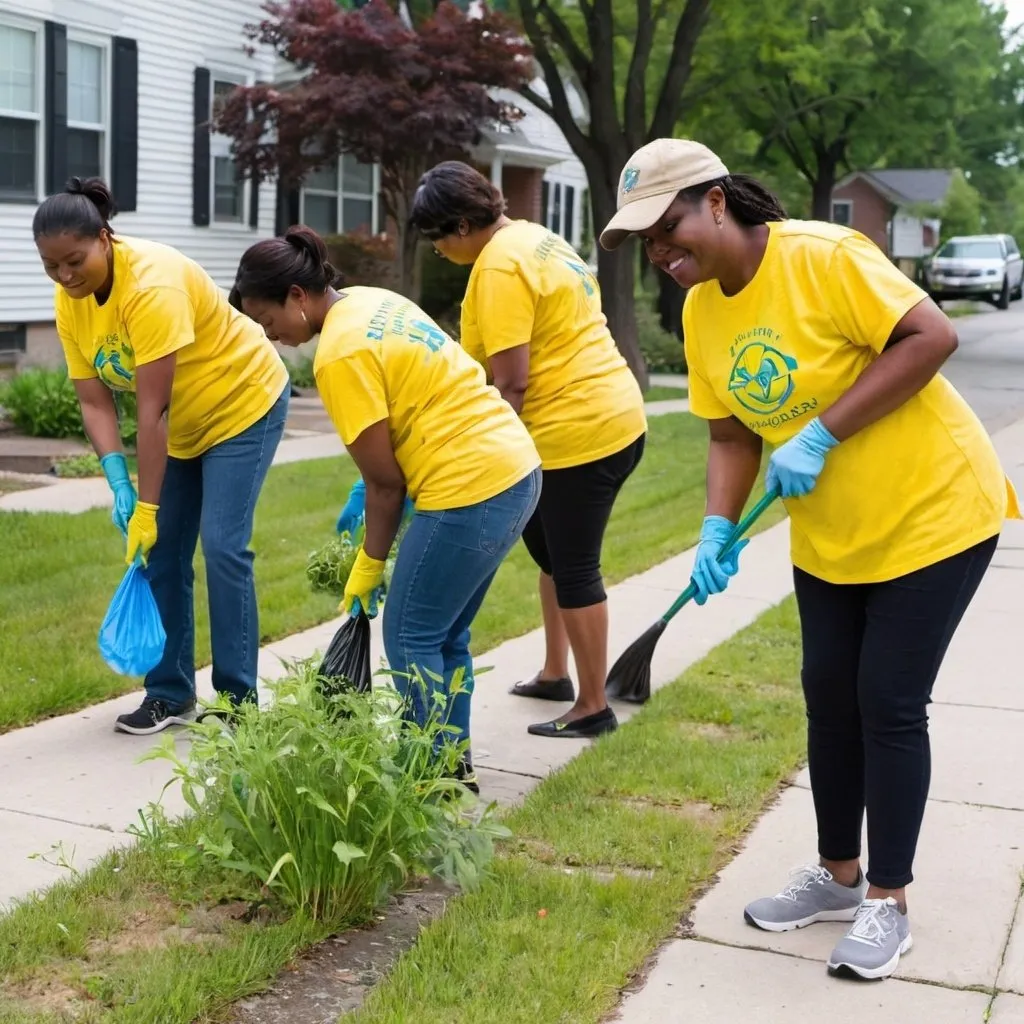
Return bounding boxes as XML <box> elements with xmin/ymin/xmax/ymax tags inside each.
<box><xmin>285</xmin><ymin>225</ymin><xmax>340</xmax><ymax>288</ymax></box>
<box><xmin>66</xmin><ymin>177</ymin><xmax>117</xmax><ymax>222</ymax></box>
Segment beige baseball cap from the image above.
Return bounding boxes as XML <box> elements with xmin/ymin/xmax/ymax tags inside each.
<box><xmin>599</xmin><ymin>138</ymin><xmax>729</xmax><ymax>251</ymax></box>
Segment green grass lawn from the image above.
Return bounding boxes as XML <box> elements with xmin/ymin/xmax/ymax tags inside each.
<box><xmin>643</xmin><ymin>384</ymin><xmax>688</xmax><ymax>402</ymax></box>
<box><xmin>0</xmin><ymin>413</ymin><xmax>785</xmax><ymax>734</ymax></box>
<box><xmin>0</xmin><ymin>600</ymin><xmax>805</xmax><ymax>1023</ymax></box>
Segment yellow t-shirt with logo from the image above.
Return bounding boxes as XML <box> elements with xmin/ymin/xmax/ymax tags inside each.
<box><xmin>684</xmin><ymin>220</ymin><xmax>1018</xmax><ymax>584</ymax></box>
<box><xmin>460</xmin><ymin>220</ymin><xmax>646</xmax><ymax>470</ymax></box>
<box><xmin>314</xmin><ymin>286</ymin><xmax>540</xmax><ymax>511</ymax></box>
<box><xmin>56</xmin><ymin>236</ymin><xmax>288</xmax><ymax>460</ymax></box>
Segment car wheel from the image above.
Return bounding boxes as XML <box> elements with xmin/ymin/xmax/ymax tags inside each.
<box><xmin>1013</xmin><ymin>280</ymin><xmax>1023</xmax><ymax>301</ymax></box>
<box><xmin>997</xmin><ymin>278</ymin><xmax>1011</xmax><ymax>310</ymax></box>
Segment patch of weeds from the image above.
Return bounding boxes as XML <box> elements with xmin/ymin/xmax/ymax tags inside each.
<box><xmin>52</xmin><ymin>453</ymin><xmax>103</xmax><ymax>478</ymax></box>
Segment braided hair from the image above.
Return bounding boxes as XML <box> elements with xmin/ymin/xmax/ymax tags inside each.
<box><xmin>680</xmin><ymin>173</ymin><xmax>788</xmax><ymax>226</ymax></box>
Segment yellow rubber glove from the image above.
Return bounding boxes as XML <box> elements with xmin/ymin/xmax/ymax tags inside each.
<box><xmin>342</xmin><ymin>548</ymin><xmax>387</xmax><ymax>618</ymax></box>
<box><xmin>125</xmin><ymin>501</ymin><xmax>160</xmax><ymax>566</ymax></box>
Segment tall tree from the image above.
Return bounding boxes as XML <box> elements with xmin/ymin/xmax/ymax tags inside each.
<box><xmin>704</xmin><ymin>0</ymin><xmax>1024</xmax><ymax>220</ymax></box>
<box><xmin>216</xmin><ymin>0</ymin><xmax>533</xmax><ymax>298</ymax></box>
<box><xmin>514</xmin><ymin>0</ymin><xmax>714</xmax><ymax>386</ymax></box>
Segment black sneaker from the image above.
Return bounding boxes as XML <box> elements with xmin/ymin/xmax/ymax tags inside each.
<box><xmin>114</xmin><ymin>697</ymin><xmax>196</xmax><ymax>735</ymax></box>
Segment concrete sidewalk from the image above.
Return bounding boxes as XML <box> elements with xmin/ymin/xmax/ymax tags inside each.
<box><xmin>0</xmin><ymin>512</ymin><xmax>791</xmax><ymax>907</ymax></box>
<box><xmin>614</xmin><ymin>417</ymin><xmax>1024</xmax><ymax>1023</ymax></box>
<box><xmin>0</xmin><ymin>396</ymin><xmax>689</xmax><ymax>515</ymax></box>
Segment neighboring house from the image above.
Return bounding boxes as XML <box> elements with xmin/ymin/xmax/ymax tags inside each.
<box><xmin>0</xmin><ymin>1</ymin><xmax>590</xmax><ymax>370</ymax></box>
<box><xmin>831</xmin><ymin>169</ymin><xmax>952</xmax><ymax>260</ymax></box>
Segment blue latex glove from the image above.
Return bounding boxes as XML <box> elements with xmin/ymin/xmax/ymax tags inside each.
<box><xmin>336</xmin><ymin>478</ymin><xmax>366</xmax><ymax>535</ymax></box>
<box><xmin>691</xmin><ymin>515</ymin><xmax>750</xmax><ymax>607</ymax></box>
<box><xmin>336</xmin><ymin>477</ymin><xmax>415</xmax><ymax>534</ymax></box>
<box><xmin>100</xmin><ymin>452</ymin><xmax>137</xmax><ymax>537</ymax></box>
<box><xmin>766</xmin><ymin>418</ymin><xmax>839</xmax><ymax>498</ymax></box>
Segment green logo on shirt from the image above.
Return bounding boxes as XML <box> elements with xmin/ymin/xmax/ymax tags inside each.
<box><xmin>728</xmin><ymin>342</ymin><xmax>798</xmax><ymax>415</ymax></box>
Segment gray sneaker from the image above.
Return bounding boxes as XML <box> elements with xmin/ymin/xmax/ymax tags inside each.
<box><xmin>827</xmin><ymin>897</ymin><xmax>912</xmax><ymax>980</ymax></box>
<box><xmin>744</xmin><ymin>864</ymin><xmax>867</xmax><ymax>932</ymax></box>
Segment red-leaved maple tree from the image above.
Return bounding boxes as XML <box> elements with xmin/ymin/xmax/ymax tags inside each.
<box><xmin>216</xmin><ymin>0</ymin><xmax>534</xmax><ymax>297</ymax></box>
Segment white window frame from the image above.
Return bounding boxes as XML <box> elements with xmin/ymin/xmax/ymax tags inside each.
<box><xmin>831</xmin><ymin>199</ymin><xmax>853</xmax><ymax>226</ymax></box>
<box><xmin>0</xmin><ymin>14</ymin><xmax>45</xmax><ymax>203</ymax></box>
<box><xmin>299</xmin><ymin>156</ymin><xmax>380</xmax><ymax>236</ymax></box>
<box><xmin>542</xmin><ymin>176</ymin><xmax>580</xmax><ymax>248</ymax></box>
<box><xmin>209</xmin><ymin>70</ymin><xmax>252</xmax><ymax>229</ymax></box>
<box><xmin>66</xmin><ymin>32</ymin><xmax>111</xmax><ymax>183</ymax></box>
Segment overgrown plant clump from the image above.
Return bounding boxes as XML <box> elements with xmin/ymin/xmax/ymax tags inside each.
<box><xmin>134</xmin><ymin>662</ymin><xmax>505</xmax><ymax>924</ymax></box>
<box><xmin>305</xmin><ymin>523</ymin><xmax>402</xmax><ymax>597</ymax></box>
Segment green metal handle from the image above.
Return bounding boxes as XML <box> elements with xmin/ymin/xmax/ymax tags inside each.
<box><xmin>661</xmin><ymin>487</ymin><xmax>781</xmax><ymax>624</ymax></box>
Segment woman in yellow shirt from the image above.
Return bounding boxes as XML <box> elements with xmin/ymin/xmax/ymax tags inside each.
<box><xmin>600</xmin><ymin>138</ymin><xmax>1019</xmax><ymax>980</ymax></box>
<box><xmin>232</xmin><ymin>227</ymin><xmax>541</xmax><ymax>791</ymax></box>
<box><xmin>410</xmin><ymin>161</ymin><xmax>648</xmax><ymax>740</ymax></box>
<box><xmin>33</xmin><ymin>177</ymin><xmax>290</xmax><ymax>736</ymax></box>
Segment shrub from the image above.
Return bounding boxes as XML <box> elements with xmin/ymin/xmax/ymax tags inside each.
<box><xmin>285</xmin><ymin>354</ymin><xmax>317</xmax><ymax>389</ymax></box>
<box><xmin>0</xmin><ymin>368</ymin><xmax>83</xmax><ymax>438</ymax></box>
<box><xmin>53</xmin><ymin>453</ymin><xmax>102</xmax><ymax>478</ymax></box>
<box><xmin>324</xmin><ymin>231</ymin><xmax>398</xmax><ymax>290</ymax></box>
<box><xmin>636</xmin><ymin>301</ymin><xmax>687</xmax><ymax>374</ymax></box>
<box><xmin>136</xmin><ymin>664</ymin><xmax>506</xmax><ymax>922</ymax></box>
<box><xmin>0</xmin><ymin>368</ymin><xmax>138</xmax><ymax>444</ymax></box>
<box><xmin>419</xmin><ymin>250</ymin><xmax>471</xmax><ymax>321</ymax></box>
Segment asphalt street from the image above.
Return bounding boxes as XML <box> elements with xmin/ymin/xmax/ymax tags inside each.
<box><xmin>944</xmin><ymin>304</ymin><xmax>1024</xmax><ymax>432</ymax></box>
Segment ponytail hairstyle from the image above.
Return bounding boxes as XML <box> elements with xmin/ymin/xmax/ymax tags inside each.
<box><xmin>230</xmin><ymin>225</ymin><xmax>343</xmax><ymax>308</ymax></box>
<box><xmin>33</xmin><ymin>177</ymin><xmax>117</xmax><ymax>238</ymax></box>
<box><xmin>680</xmin><ymin>173</ymin><xmax>788</xmax><ymax>226</ymax></box>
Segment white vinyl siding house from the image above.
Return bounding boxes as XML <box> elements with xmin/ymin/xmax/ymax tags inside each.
<box><xmin>0</xmin><ymin>0</ymin><xmax>276</xmax><ymax>362</ymax></box>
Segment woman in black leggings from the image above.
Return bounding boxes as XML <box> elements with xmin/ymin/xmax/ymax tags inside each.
<box><xmin>411</xmin><ymin>161</ymin><xmax>647</xmax><ymax>739</ymax></box>
<box><xmin>600</xmin><ymin>137</ymin><xmax>1018</xmax><ymax>979</ymax></box>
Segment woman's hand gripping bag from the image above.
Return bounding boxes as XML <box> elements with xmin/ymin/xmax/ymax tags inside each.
<box><xmin>98</xmin><ymin>564</ymin><xmax>167</xmax><ymax>676</ymax></box>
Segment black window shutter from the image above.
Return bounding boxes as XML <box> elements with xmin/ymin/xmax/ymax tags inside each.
<box><xmin>193</xmin><ymin>67</ymin><xmax>211</xmax><ymax>227</ymax></box>
<box><xmin>110</xmin><ymin>38</ymin><xmax>138</xmax><ymax>212</ymax></box>
<box><xmin>275</xmin><ymin>180</ymin><xmax>300</xmax><ymax>236</ymax></box>
<box><xmin>44</xmin><ymin>22</ymin><xmax>68</xmax><ymax>195</ymax></box>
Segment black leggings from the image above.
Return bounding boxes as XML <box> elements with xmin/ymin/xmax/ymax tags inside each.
<box><xmin>794</xmin><ymin>534</ymin><xmax>997</xmax><ymax>889</ymax></box>
<box><xmin>521</xmin><ymin>435</ymin><xmax>645</xmax><ymax>609</ymax></box>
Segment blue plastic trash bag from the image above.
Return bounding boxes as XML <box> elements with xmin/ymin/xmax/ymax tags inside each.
<box><xmin>98</xmin><ymin>564</ymin><xmax>166</xmax><ymax>676</ymax></box>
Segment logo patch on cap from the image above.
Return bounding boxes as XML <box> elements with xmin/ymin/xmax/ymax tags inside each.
<box><xmin>622</xmin><ymin>167</ymin><xmax>640</xmax><ymax>194</ymax></box>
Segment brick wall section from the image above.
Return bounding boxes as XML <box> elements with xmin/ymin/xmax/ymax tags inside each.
<box><xmin>832</xmin><ymin>178</ymin><xmax>894</xmax><ymax>255</ymax></box>
<box><xmin>502</xmin><ymin>166</ymin><xmax>544</xmax><ymax>222</ymax></box>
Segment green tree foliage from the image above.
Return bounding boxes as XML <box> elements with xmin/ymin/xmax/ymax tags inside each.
<box><xmin>697</xmin><ymin>0</ymin><xmax>1024</xmax><ymax>220</ymax></box>
<box><xmin>939</xmin><ymin>170</ymin><xmax>984</xmax><ymax>240</ymax></box>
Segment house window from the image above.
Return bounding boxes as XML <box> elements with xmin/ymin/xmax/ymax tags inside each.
<box><xmin>0</xmin><ymin>22</ymin><xmax>40</xmax><ymax>201</ymax></box>
<box><xmin>300</xmin><ymin>153</ymin><xmax>378</xmax><ymax>236</ymax></box>
<box><xmin>831</xmin><ymin>199</ymin><xmax>853</xmax><ymax>227</ymax></box>
<box><xmin>67</xmin><ymin>39</ymin><xmax>106</xmax><ymax>180</ymax></box>
<box><xmin>541</xmin><ymin>178</ymin><xmax>578</xmax><ymax>244</ymax></box>
<box><xmin>210</xmin><ymin>76</ymin><xmax>246</xmax><ymax>224</ymax></box>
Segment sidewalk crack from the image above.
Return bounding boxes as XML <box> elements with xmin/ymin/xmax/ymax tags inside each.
<box><xmin>0</xmin><ymin>804</ymin><xmax>126</xmax><ymax>835</ymax></box>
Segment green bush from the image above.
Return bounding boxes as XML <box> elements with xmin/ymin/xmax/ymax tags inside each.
<box><xmin>136</xmin><ymin>665</ymin><xmax>507</xmax><ymax>922</ymax></box>
<box><xmin>636</xmin><ymin>301</ymin><xmax>686</xmax><ymax>374</ymax></box>
<box><xmin>0</xmin><ymin>368</ymin><xmax>138</xmax><ymax>445</ymax></box>
<box><xmin>53</xmin><ymin>453</ymin><xmax>102</xmax><ymax>478</ymax></box>
<box><xmin>419</xmin><ymin>250</ymin><xmax>471</xmax><ymax>321</ymax></box>
<box><xmin>285</xmin><ymin>354</ymin><xmax>317</xmax><ymax>389</ymax></box>
<box><xmin>0</xmin><ymin>368</ymin><xmax>83</xmax><ymax>438</ymax></box>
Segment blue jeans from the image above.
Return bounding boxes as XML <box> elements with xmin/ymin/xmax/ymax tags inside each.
<box><xmin>144</xmin><ymin>389</ymin><xmax>289</xmax><ymax>706</ymax></box>
<box><xmin>382</xmin><ymin>468</ymin><xmax>541</xmax><ymax>745</ymax></box>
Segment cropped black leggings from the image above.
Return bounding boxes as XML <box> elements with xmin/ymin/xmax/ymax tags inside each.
<box><xmin>794</xmin><ymin>535</ymin><xmax>997</xmax><ymax>890</ymax></box>
<box><xmin>521</xmin><ymin>435</ymin><xmax>645</xmax><ymax>609</ymax></box>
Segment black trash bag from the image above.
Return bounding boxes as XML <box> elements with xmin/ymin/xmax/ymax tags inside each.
<box><xmin>316</xmin><ymin>612</ymin><xmax>372</xmax><ymax>698</ymax></box>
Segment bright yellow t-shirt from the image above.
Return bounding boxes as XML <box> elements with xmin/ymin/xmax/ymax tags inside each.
<box><xmin>684</xmin><ymin>220</ymin><xmax>1019</xmax><ymax>585</ymax></box>
<box><xmin>56</xmin><ymin>236</ymin><xmax>288</xmax><ymax>460</ymax></box>
<box><xmin>460</xmin><ymin>221</ymin><xmax>647</xmax><ymax>470</ymax></box>
<box><xmin>314</xmin><ymin>287</ymin><xmax>540</xmax><ymax>511</ymax></box>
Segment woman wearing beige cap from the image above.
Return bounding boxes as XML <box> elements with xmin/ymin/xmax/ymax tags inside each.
<box><xmin>600</xmin><ymin>138</ymin><xmax>1019</xmax><ymax>980</ymax></box>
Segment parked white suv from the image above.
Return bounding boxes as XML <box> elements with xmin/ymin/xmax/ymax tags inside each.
<box><xmin>925</xmin><ymin>234</ymin><xmax>1023</xmax><ymax>310</ymax></box>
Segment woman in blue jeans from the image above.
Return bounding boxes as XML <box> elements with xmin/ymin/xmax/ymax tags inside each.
<box><xmin>33</xmin><ymin>177</ymin><xmax>289</xmax><ymax>735</ymax></box>
<box><xmin>232</xmin><ymin>228</ymin><xmax>541</xmax><ymax>789</ymax></box>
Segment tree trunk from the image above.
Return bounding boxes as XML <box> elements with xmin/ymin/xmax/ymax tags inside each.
<box><xmin>810</xmin><ymin>160</ymin><xmax>839</xmax><ymax>221</ymax></box>
<box><xmin>590</xmin><ymin>185</ymin><xmax>648</xmax><ymax>389</ymax></box>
